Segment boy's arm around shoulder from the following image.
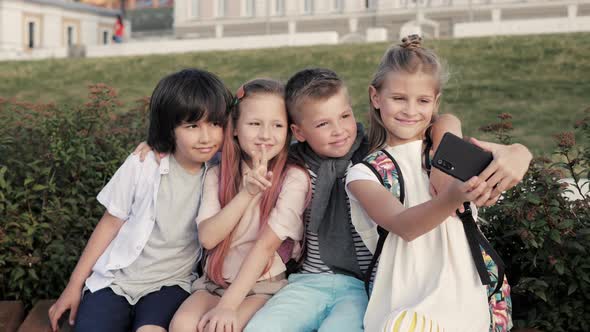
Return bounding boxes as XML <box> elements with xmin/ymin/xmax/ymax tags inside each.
<box><xmin>97</xmin><ymin>153</ymin><xmax>148</xmax><ymax>220</ymax></box>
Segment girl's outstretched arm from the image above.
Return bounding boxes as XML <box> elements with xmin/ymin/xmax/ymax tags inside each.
<box><xmin>348</xmin><ymin>176</ymin><xmax>487</xmax><ymax>242</ymax></box>
<box><xmin>197</xmin><ymin>226</ymin><xmax>283</xmax><ymax>331</ymax></box>
<box><xmin>48</xmin><ymin>212</ymin><xmax>123</xmax><ymax>331</ymax></box>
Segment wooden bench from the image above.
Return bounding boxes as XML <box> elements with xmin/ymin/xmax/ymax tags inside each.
<box><xmin>2</xmin><ymin>300</ymin><xmax>72</xmax><ymax>332</ymax></box>
<box><xmin>3</xmin><ymin>298</ymin><xmax>545</xmax><ymax>332</ymax></box>
<box><xmin>0</xmin><ymin>301</ymin><xmax>25</xmax><ymax>332</ymax></box>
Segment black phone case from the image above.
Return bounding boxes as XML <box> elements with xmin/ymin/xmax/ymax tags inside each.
<box><xmin>432</xmin><ymin>133</ymin><xmax>493</xmax><ymax>182</ymax></box>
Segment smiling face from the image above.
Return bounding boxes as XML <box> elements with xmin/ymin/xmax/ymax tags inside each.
<box><xmin>234</xmin><ymin>93</ymin><xmax>288</xmax><ymax>165</ymax></box>
<box><xmin>290</xmin><ymin>87</ymin><xmax>357</xmax><ymax>158</ymax></box>
<box><xmin>173</xmin><ymin>118</ymin><xmax>224</xmax><ymax>173</ymax></box>
<box><xmin>370</xmin><ymin>70</ymin><xmax>440</xmax><ymax>147</ymax></box>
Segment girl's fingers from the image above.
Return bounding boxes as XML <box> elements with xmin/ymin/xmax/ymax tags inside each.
<box><xmin>251</xmin><ymin>173</ymin><xmax>272</xmax><ymax>189</ymax></box>
<box><xmin>246</xmin><ymin>176</ymin><xmax>269</xmax><ymax>192</ymax></box>
<box><xmin>468</xmin><ymin>180</ymin><xmax>488</xmax><ymax>201</ymax></box>
<box><xmin>261</xmin><ymin>145</ymin><xmax>269</xmax><ymax>169</ymax></box>
<box><xmin>485</xmin><ymin>169</ymin><xmax>505</xmax><ymax>191</ymax></box>
<box><xmin>206</xmin><ymin>319</ymin><xmax>217</xmax><ymax>332</ymax></box>
<box><xmin>456</xmin><ymin>204</ymin><xmax>464</xmax><ymax>215</ymax></box>
<box><xmin>464</xmin><ymin>176</ymin><xmax>480</xmax><ymax>191</ymax></box>
<box><xmin>478</xmin><ymin>160</ymin><xmax>499</xmax><ymax>183</ymax></box>
<box><xmin>429</xmin><ymin>182</ymin><xmax>438</xmax><ymax>197</ymax></box>
<box><xmin>474</xmin><ymin>187</ymin><xmax>492</xmax><ymax>207</ymax></box>
<box><xmin>197</xmin><ymin>314</ymin><xmax>209</xmax><ymax>332</ymax></box>
<box><xmin>485</xmin><ymin>194</ymin><xmax>502</xmax><ymax>207</ymax></box>
<box><xmin>491</xmin><ymin>177</ymin><xmax>512</xmax><ymax>198</ymax></box>
<box><xmin>251</xmin><ymin>150</ymin><xmax>260</xmax><ymax>169</ymax></box>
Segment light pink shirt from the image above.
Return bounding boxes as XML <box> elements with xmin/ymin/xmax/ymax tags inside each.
<box><xmin>196</xmin><ymin>164</ymin><xmax>309</xmax><ymax>283</ymax></box>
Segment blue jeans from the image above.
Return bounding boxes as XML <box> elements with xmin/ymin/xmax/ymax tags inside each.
<box><xmin>245</xmin><ymin>273</ymin><xmax>368</xmax><ymax>332</ymax></box>
<box><xmin>74</xmin><ymin>286</ymin><xmax>189</xmax><ymax>332</ymax></box>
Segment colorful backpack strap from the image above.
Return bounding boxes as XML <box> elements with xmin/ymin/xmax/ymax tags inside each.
<box><xmin>456</xmin><ymin>203</ymin><xmax>506</xmax><ymax>298</ymax></box>
<box><xmin>361</xmin><ymin>149</ymin><xmax>405</xmax><ymax>296</ymax></box>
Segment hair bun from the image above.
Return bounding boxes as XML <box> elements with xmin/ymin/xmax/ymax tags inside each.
<box><xmin>400</xmin><ymin>34</ymin><xmax>422</xmax><ymax>49</ymax></box>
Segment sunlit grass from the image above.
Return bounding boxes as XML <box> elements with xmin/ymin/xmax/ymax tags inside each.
<box><xmin>1</xmin><ymin>33</ymin><xmax>589</xmax><ymax>155</ymax></box>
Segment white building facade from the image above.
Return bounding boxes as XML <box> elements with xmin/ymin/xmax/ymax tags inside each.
<box><xmin>174</xmin><ymin>0</ymin><xmax>590</xmax><ymax>40</ymax></box>
<box><xmin>0</xmin><ymin>0</ymin><xmax>120</xmax><ymax>59</ymax></box>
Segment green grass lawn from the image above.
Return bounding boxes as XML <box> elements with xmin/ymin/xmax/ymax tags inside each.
<box><xmin>1</xmin><ymin>33</ymin><xmax>589</xmax><ymax>155</ymax></box>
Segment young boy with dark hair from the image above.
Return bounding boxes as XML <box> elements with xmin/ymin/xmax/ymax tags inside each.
<box><xmin>48</xmin><ymin>69</ymin><xmax>232</xmax><ymax>332</ymax></box>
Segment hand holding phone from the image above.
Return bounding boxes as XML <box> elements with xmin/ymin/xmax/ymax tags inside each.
<box><xmin>432</xmin><ymin>133</ymin><xmax>493</xmax><ymax>182</ymax></box>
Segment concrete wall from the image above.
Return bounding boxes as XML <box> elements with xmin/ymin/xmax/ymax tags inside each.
<box><xmin>455</xmin><ymin>16</ymin><xmax>590</xmax><ymax>37</ymax></box>
<box><xmin>83</xmin><ymin>31</ymin><xmax>339</xmax><ymax>58</ymax></box>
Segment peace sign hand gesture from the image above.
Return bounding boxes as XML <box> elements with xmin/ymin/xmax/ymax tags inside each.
<box><xmin>243</xmin><ymin>146</ymin><xmax>273</xmax><ymax>196</ymax></box>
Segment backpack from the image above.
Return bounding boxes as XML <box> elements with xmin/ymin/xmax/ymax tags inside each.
<box><xmin>361</xmin><ymin>147</ymin><xmax>512</xmax><ymax>332</ymax></box>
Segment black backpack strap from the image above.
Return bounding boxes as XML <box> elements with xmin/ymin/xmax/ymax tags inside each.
<box><xmin>423</xmin><ymin>127</ymin><xmax>433</xmax><ymax>177</ymax></box>
<box><xmin>456</xmin><ymin>202</ymin><xmax>506</xmax><ymax>298</ymax></box>
<box><xmin>361</xmin><ymin>149</ymin><xmax>405</xmax><ymax>296</ymax></box>
<box><xmin>364</xmin><ymin>225</ymin><xmax>388</xmax><ymax>296</ymax></box>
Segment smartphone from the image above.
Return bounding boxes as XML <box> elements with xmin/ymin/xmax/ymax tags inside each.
<box><xmin>432</xmin><ymin>133</ymin><xmax>493</xmax><ymax>182</ymax></box>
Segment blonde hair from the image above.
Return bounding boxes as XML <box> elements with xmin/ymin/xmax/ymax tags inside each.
<box><xmin>367</xmin><ymin>35</ymin><xmax>449</xmax><ymax>152</ymax></box>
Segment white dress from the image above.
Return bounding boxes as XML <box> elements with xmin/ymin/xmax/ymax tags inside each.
<box><xmin>345</xmin><ymin>140</ymin><xmax>489</xmax><ymax>332</ymax></box>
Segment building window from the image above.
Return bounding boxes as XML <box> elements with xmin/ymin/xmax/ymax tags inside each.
<box><xmin>216</xmin><ymin>0</ymin><xmax>225</xmax><ymax>17</ymax></box>
<box><xmin>365</xmin><ymin>0</ymin><xmax>376</xmax><ymax>9</ymax></box>
<box><xmin>103</xmin><ymin>30</ymin><xmax>109</xmax><ymax>44</ymax></box>
<box><xmin>245</xmin><ymin>0</ymin><xmax>255</xmax><ymax>17</ymax></box>
<box><xmin>67</xmin><ymin>26</ymin><xmax>74</xmax><ymax>46</ymax></box>
<box><xmin>303</xmin><ymin>0</ymin><xmax>314</xmax><ymax>14</ymax></box>
<box><xmin>333</xmin><ymin>0</ymin><xmax>342</xmax><ymax>12</ymax></box>
<box><xmin>28</xmin><ymin>21</ymin><xmax>35</xmax><ymax>48</ymax></box>
<box><xmin>275</xmin><ymin>0</ymin><xmax>284</xmax><ymax>15</ymax></box>
<box><xmin>191</xmin><ymin>0</ymin><xmax>199</xmax><ymax>18</ymax></box>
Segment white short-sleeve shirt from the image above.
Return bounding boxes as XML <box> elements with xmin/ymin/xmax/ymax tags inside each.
<box><xmin>85</xmin><ymin>152</ymin><xmax>209</xmax><ymax>292</ymax></box>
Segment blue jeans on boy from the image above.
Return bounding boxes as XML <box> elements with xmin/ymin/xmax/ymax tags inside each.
<box><xmin>245</xmin><ymin>273</ymin><xmax>368</xmax><ymax>332</ymax></box>
<box><xmin>74</xmin><ymin>285</ymin><xmax>189</xmax><ymax>332</ymax></box>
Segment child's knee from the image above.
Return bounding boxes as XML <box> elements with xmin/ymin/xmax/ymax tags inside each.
<box><xmin>168</xmin><ymin>311</ymin><xmax>199</xmax><ymax>332</ymax></box>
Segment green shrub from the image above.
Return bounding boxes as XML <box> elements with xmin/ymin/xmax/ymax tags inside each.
<box><xmin>1</xmin><ymin>87</ymin><xmax>589</xmax><ymax>331</ymax></box>
<box><xmin>481</xmin><ymin>110</ymin><xmax>590</xmax><ymax>331</ymax></box>
<box><xmin>0</xmin><ymin>85</ymin><xmax>148</xmax><ymax>308</ymax></box>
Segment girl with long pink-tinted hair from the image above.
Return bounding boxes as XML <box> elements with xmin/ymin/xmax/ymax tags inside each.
<box><xmin>170</xmin><ymin>78</ymin><xmax>310</xmax><ymax>332</ymax></box>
